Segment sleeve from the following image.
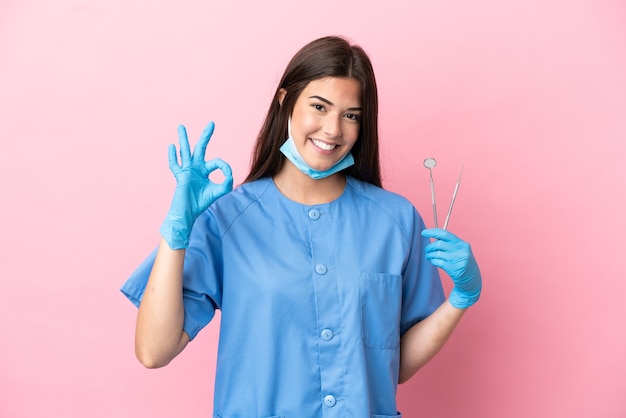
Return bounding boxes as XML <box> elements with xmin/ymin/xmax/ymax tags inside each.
<box><xmin>399</xmin><ymin>207</ymin><xmax>446</xmax><ymax>336</ymax></box>
<box><xmin>119</xmin><ymin>210</ymin><xmax>225</xmax><ymax>340</ymax></box>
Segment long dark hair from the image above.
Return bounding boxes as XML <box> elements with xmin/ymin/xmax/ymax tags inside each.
<box><xmin>244</xmin><ymin>36</ymin><xmax>381</xmax><ymax>187</ymax></box>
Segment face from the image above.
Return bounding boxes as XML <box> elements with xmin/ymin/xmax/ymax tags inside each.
<box><xmin>286</xmin><ymin>77</ymin><xmax>362</xmax><ymax>172</ymax></box>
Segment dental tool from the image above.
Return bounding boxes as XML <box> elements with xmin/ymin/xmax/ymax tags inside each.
<box><xmin>423</xmin><ymin>158</ymin><xmax>464</xmax><ymax>230</ymax></box>
<box><xmin>443</xmin><ymin>166</ymin><xmax>463</xmax><ymax>231</ymax></box>
<box><xmin>423</xmin><ymin>158</ymin><xmax>438</xmax><ymax>228</ymax></box>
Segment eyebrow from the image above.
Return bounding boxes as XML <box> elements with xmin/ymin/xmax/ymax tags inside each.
<box><xmin>308</xmin><ymin>95</ymin><xmax>362</xmax><ymax>112</ymax></box>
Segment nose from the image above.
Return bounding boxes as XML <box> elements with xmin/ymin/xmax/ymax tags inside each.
<box><xmin>323</xmin><ymin>116</ymin><xmax>342</xmax><ymax>139</ymax></box>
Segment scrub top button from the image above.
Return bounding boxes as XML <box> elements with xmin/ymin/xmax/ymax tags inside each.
<box><xmin>323</xmin><ymin>395</ymin><xmax>336</xmax><ymax>407</ymax></box>
<box><xmin>315</xmin><ymin>264</ymin><xmax>327</xmax><ymax>275</ymax></box>
<box><xmin>308</xmin><ymin>209</ymin><xmax>320</xmax><ymax>220</ymax></box>
<box><xmin>321</xmin><ymin>329</ymin><xmax>334</xmax><ymax>341</ymax></box>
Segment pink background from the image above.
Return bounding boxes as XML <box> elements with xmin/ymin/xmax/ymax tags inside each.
<box><xmin>1</xmin><ymin>0</ymin><xmax>625</xmax><ymax>417</ymax></box>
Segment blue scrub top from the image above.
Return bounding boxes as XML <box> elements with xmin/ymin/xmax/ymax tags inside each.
<box><xmin>121</xmin><ymin>176</ymin><xmax>445</xmax><ymax>418</ymax></box>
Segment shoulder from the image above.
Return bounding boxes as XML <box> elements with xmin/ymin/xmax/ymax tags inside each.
<box><xmin>345</xmin><ymin>176</ymin><xmax>425</xmax><ymax>233</ymax></box>
<box><xmin>205</xmin><ymin>178</ymin><xmax>273</xmax><ymax>229</ymax></box>
<box><xmin>346</xmin><ymin>176</ymin><xmax>415</xmax><ymax>212</ymax></box>
<box><xmin>224</xmin><ymin>178</ymin><xmax>273</xmax><ymax>206</ymax></box>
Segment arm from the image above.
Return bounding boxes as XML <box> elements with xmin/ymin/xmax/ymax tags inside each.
<box><xmin>399</xmin><ymin>300</ymin><xmax>465</xmax><ymax>383</ymax></box>
<box><xmin>399</xmin><ymin>228</ymin><xmax>482</xmax><ymax>383</ymax></box>
<box><xmin>135</xmin><ymin>239</ymin><xmax>190</xmax><ymax>368</ymax></box>
<box><xmin>133</xmin><ymin>123</ymin><xmax>232</xmax><ymax>368</ymax></box>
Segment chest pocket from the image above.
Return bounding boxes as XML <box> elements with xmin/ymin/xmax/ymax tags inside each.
<box><xmin>359</xmin><ymin>272</ymin><xmax>402</xmax><ymax>349</ymax></box>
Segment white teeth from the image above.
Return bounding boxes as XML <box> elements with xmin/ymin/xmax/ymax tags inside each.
<box><xmin>311</xmin><ymin>138</ymin><xmax>337</xmax><ymax>151</ymax></box>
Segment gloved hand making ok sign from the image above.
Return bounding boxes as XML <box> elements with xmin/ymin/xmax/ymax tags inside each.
<box><xmin>421</xmin><ymin>228</ymin><xmax>482</xmax><ymax>309</ymax></box>
<box><xmin>160</xmin><ymin>122</ymin><xmax>233</xmax><ymax>250</ymax></box>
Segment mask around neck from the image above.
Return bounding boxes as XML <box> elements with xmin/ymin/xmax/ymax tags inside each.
<box><xmin>279</xmin><ymin>119</ymin><xmax>354</xmax><ymax>180</ymax></box>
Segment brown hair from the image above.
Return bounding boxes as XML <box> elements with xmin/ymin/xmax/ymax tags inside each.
<box><xmin>244</xmin><ymin>36</ymin><xmax>381</xmax><ymax>187</ymax></box>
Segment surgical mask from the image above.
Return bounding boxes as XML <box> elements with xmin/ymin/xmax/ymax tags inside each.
<box><xmin>279</xmin><ymin>119</ymin><xmax>354</xmax><ymax>180</ymax></box>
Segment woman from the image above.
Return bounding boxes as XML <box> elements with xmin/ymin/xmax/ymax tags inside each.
<box><xmin>122</xmin><ymin>36</ymin><xmax>482</xmax><ymax>417</ymax></box>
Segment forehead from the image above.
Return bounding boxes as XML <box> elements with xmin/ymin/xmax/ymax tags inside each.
<box><xmin>300</xmin><ymin>77</ymin><xmax>362</xmax><ymax>106</ymax></box>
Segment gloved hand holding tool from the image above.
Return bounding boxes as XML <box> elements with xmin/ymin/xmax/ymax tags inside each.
<box><xmin>421</xmin><ymin>228</ymin><xmax>482</xmax><ymax>309</ymax></box>
<box><xmin>160</xmin><ymin>122</ymin><xmax>233</xmax><ymax>250</ymax></box>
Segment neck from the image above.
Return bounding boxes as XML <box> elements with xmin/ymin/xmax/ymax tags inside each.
<box><xmin>273</xmin><ymin>161</ymin><xmax>347</xmax><ymax>205</ymax></box>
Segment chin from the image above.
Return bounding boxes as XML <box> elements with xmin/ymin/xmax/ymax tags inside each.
<box><xmin>308</xmin><ymin>162</ymin><xmax>334</xmax><ymax>172</ymax></box>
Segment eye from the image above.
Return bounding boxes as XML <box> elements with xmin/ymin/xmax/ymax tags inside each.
<box><xmin>312</xmin><ymin>103</ymin><xmax>326</xmax><ymax>112</ymax></box>
<box><xmin>345</xmin><ymin>113</ymin><xmax>360</xmax><ymax>121</ymax></box>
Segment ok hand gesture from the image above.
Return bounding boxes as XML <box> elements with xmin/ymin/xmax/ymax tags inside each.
<box><xmin>160</xmin><ymin>122</ymin><xmax>233</xmax><ymax>249</ymax></box>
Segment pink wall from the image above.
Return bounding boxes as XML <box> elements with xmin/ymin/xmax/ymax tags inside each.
<box><xmin>1</xmin><ymin>0</ymin><xmax>625</xmax><ymax>416</ymax></box>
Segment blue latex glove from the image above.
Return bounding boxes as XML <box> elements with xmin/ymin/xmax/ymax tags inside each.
<box><xmin>160</xmin><ymin>122</ymin><xmax>233</xmax><ymax>249</ymax></box>
<box><xmin>421</xmin><ymin>228</ymin><xmax>482</xmax><ymax>309</ymax></box>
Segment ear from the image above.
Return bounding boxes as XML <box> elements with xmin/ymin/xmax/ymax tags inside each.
<box><xmin>278</xmin><ymin>88</ymin><xmax>286</xmax><ymax>106</ymax></box>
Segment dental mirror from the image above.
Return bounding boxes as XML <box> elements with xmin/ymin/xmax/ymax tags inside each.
<box><xmin>423</xmin><ymin>157</ymin><xmax>439</xmax><ymax>228</ymax></box>
<box><xmin>423</xmin><ymin>158</ymin><xmax>437</xmax><ymax>169</ymax></box>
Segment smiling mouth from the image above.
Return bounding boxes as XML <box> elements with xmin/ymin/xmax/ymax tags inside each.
<box><xmin>311</xmin><ymin>138</ymin><xmax>337</xmax><ymax>151</ymax></box>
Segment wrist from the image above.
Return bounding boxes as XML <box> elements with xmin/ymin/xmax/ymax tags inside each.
<box><xmin>449</xmin><ymin>286</ymin><xmax>481</xmax><ymax>309</ymax></box>
<box><xmin>160</xmin><ymin>218</ymin><xmax>191</xmax><ymax>250</ymax></box>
